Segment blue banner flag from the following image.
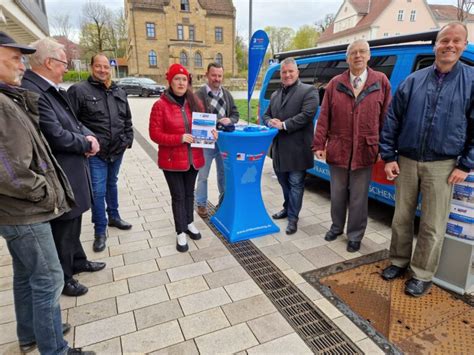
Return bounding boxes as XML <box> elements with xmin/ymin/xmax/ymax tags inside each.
<box><xmin>248</xmin><ymin>30</ymin><xmax>269</xmax><ymax>102</ymax></box>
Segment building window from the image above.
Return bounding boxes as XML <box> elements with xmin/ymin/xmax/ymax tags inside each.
<box><xmin>397</xmin><ymin>10</ymin><xmax>404</xmax><ymax>21</ymax></box>
<box><xmin>189</xmin><ymin>25</ymin><xmax>195</xmax><ymax>41</ymax></box>
<box><xmin>410</xmin><ymin>10</ymin><xmax>416</xmax><ymax>22</ymax></box>
<box><xmin>384</xmin><ymin>33</ymin><xmax>389</xmax><ymax>37</ymax></box>
<box><xmin>194</xmin><ymin>52</ymin><xmax>202</xmax><ymax>67</ymax></box>
<box><xmin>177</xmin><ymin>24</ymin><xmax>184</xmax><ymax>40</ymax></box>
<box><xmin>148</xmin><ymin>50</ymin><xmax>157</xmax><ymax>67</ymax></box>
<box><xmin>215</xmin><ymin>27</ymin><xmax>223</xmax><ymax>42</ymax></box>
<box><xmin>146</xmin><ymin>23</ymin><xmax>155</xmax><ymax>39</ymax></box>
<box><xmin>180</xmin><ymin>51</ymin><xmax>188</xmax><ymax>66</ymax></box>
<box><xmin>180</xmin><ymin>0</ymin><xmax>190</xmax><ymax>11</ymax></box>
<box><xmin>215</xmin><ymin>53</ymin><xmax>223</xmax><ymax>65</ymax></box>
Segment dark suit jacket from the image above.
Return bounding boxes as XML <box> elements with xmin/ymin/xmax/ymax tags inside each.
<box><xmin>263</xmin><ymin>80</ymin><xmax>319</xmax><ymax>172</ymax></box>
<box><xmin>22</xmin><ymin>70</ymin><xmax>94</xmax><ymax>220</ymax></box>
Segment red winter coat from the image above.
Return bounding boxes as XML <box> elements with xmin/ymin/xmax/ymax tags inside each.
<box><xmin>149</xmin><ymin>92</ymin><xmax>205</xmax><ymax>171</ymax></box>
<box><xmin>312</xmin><ymin>68</ymin><xmax>391</xmax><ymax>170</ymax></box>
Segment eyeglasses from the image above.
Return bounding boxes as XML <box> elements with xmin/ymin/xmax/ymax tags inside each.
<box><xmin>49</xmin><ymin>57</ymin><xmax>68</xmax><ymax>68</ymax></box>
<box><xmin>349</xmin><ymin>49</ymin><xmax>369</xmax><ymax>57</ymax></box>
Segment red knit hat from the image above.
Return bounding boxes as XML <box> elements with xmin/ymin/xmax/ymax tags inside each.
<box><xmin>166</xmin><ymin>63</ymin><xmax>189</xmax><ymax>85</ymax></box>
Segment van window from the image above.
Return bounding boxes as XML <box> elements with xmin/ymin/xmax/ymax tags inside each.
<box><xmin>413</xmin><ymin>55</ymin><xmax>473</xmax><ymax>72</ymax></box>
<box><xmin>263</xmin><ymin>55</ymin><xmax>397</xmax><ymax>101</ymax></box>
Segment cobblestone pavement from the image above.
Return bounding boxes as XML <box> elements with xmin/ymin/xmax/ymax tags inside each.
<box><xmin>0</xmin><ymin>97</ymin><xmax>393</xmax><ymax>354</ymax></box>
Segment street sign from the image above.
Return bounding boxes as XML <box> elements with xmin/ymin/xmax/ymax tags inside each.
<box><xmin>110</xmin><ymin>59</ymin><xmax>117</xmax><ymax>66</ymax></box>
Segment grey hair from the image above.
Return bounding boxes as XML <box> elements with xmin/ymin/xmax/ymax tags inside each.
<box><xmin>280</xmin><ymin>57</ymin><xmax>297</xmax><ymax>68</ymax></box>
<box><xmin>346</xmin><ymin>39</ymin><xmax>370</xmax><ymax>57</ymax></box>
<box><xmin>29</xmin><ymin>37</ymin><xmax>65</xmax><ymax>67</ymax></box>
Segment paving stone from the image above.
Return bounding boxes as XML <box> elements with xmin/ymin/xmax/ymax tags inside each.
<box><xmin>333</xmin><ymin>316</ymin><xmax>367</xmax><ymax>342</ymax></box>
<box><xmin>67</xmin><ymin>298</ymin><xmax>117</xmax><ymax>326</ymax></box>
<box><xmin>0</xmin><ymin>341</ymin><xmax>21</xmax><ymax>354</ymax></box>
<box><xmin>300</xmin><ymin>223</ymin><xmax>329</xmax><ymax>236</ymax></box>
<box><xmin>207</xmin><ymin>254</ymin><xmax>239</xmax><ymax>272</ymax></box>
<box><xmin>75</xmin><ymin>268</ymin><xmax>113</xmax><ymax>288</ymax></box>
<box><xmin>0</xmin><ymin>266</ymin><xmax>12</xmax><ymax>277</ymax></box>
<box><xmin>314</xmin><ymin>298</ymin><xmax>343</xmax><ymax>319</ymax></box>
<box><xmin>195</xmin><ymin>323</ymin><xmax>258</xmax><ymax>355</ymax></box>
<box><xmin>76</xmin><ymin>280</ymin><xmax>129</xmax><ymax>306</ymax></box>
<box><xmin>301</xmin><ymin>245</ymin><xmax>345</xmax><ymax>268</ymax></box>
<box><xmin>109</xmin><ymin>240</ymin><xmax>150</xmax><ymax>257</ymax></box>
<box><xmin>0</xmin><ymin>276</ymin><xmax>13</xmax><ymax>291</ymax></box>
<box><xmin>189</xmin><ymin>244</ymin><xmax>230</xmax><ymax>262</ymax></box>
<box><xmin>60</xmin><ymin>294</ymin><xmax>77</xmax><ymax>310</ymax></box>
<box><xmin>297</xmin><ymin>282</ymin><xmax>323</xmax><ymax>301</ymax></box>
<box><xmin>121</xmin><ymin>320</ymin><xmax>183</xmax><ymax>353</ymax></box>
<box><xmin>247</xmin><ymin>312</ymin><xmax>294</xmax><ymax>343</ymax></box>
<box><xmin>203</xmin><ymin>266</ymin><xmax>250</xmax><ymax>289</ymax></box>
<box><xmin>356</xmin><ymin>337</ymin><xmax>384</xmax><ymax>355</ymax></box>
<box><xmin>247</xmin><ymin>333</ymin><xmax>312</xmax><ymax>354</ymax></box>
<box><xmin>270</xmin><ymin>257</ymin><xmax>291</xmax><ymax>271</ymax></box>
<box><xmin>192</xmin><ymin>236</ymin><xmax>221</xmax><ymax>250</ymax></box>
<box><xmin>167</xmin><ymin>261</ymin><xmax>212</xmax><ymax>282</ymax></box>
<box><xmin>158</xmin><ymin>242</ymin><xmax>198</xmax><ymax>257</ymax></box>
<box><xmin>0</xmin><ymin>289</ymin><xmax>13</xmax><ymax>306</ymax></box>
<box><xmin>113</xmin><ymin>259</ymin><xmax>158</xmax><ymax>281</ymax></box>
<box><xmin>75</xmin><ymin>312</ymin><xmax>136</xmax><ymax>347</ymax></box>
<box><xmin>117</xmin><ymin>285</ymin><xmax>169</xmax><ymax>313</ymax></box>
<box><xmin>179</xmin><ymin>287</ymin><xmax>231</xmax><ymax>315</ymax></box>
<box><xmin>150</xmin><ymin>339</ymin><xmax>199</xmax><ymax>355</ymax></box>
<box><xmin>250</xmin><ymin>235</ymin><xmax>279</xmax><ymax>248</ymax></box>
<box><xmin>149</xmin><ymin>233</ymin><xmax>176</xmax><ymax>248</ymax></box>
<box><xmin>143</xmin><ymin>219</ymin><xmax>174</xmax><ymax>231</ymax></box>
<box><xmin>179</xmin><ymin>307</ymin><xmax>230</xmax><ymax>340</ymax></box>
<box><xmin>281</xmin><ymin>253</ymin><xmax>316</xmax><ymax>273</ymax></box>
<box><xmin>224</xmin><ymin>279</ymin><xmax>263</xmax><ymax>302</ymax></box>
<box><xmin>150</xmin><ymin>226</ymin><xmax>177</xmax><ymax>238</ymax></box>
<box><xmin>123</xmin><ymin>247</ymin><xmax>159</xmax><ymax>265</ymax></box>
<box><xmin>83</xmin><ymin>337</ymin><xmax>122</xmax><ymax>354</ymax></box>
<box><xmin>89</xmin><ymin>254</ymin><xmax>124</xmax><ymax>269</ymax></box>
<box><xmin>291</xmin><ymin>235</ymin><xmax>329</xmax><ymax>250</ymax></box>
<box><xmin>166</xmin><ymin>275</ymin><xmax>209</xmax><ymax>299</ymax></box>
<box><xmin>222</xmin><ymin>294</ymin><xmax>277</xmax><ymax>325</ymax></box>
<box><xmin>0</xmin><ymin>321</ymin><xmax>18</xmax><ymax>345</ymax></box>
<box><xmin>260</xmin><ymin>241</ymin><xmax>300</xmax><ymax>259</ymax></box>
<box><xmin>365</xmin><ymin>231</ymin><xmax>389</xmax><ymax>244</ymax></box>
<box><xmin>326</xmin><ymin>239</ymin><xmax>363</xmax><ymax>260</ymax></box>
<box><xmin>0</xmin><ymin>304</ymin><xmax>15</xmax><ymax>324</ymax></box>
<box><xmin>118</xmin><ymin>230</ymin><xmax>152</xmax><ymax>245</ymax></box>
<box><xmin>128</xmin><ymin>270</ymin><xmax>169</xmax><ymax>292</ymax></box>
<box><xmin>282</xmin><ymin>269</ymin><xmax>306</xmax><ymax>284</ymax></box>
<box><xmin>156</xmin><ymin>252</ymin><xmax>194</xmax><ymax>270</ymax></box>
<box><xmin>0</xmin><ymin>255</ymin><xmax>11</xmax><ymax>267</ymax></box>
<box><xmin>134</xmin><ymin>299</ymin><xmax>183</xmax><ymax>330</ymax></box>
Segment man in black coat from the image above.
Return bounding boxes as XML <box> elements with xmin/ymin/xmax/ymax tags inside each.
<box><xmin>263</xmin><ymin>57</ymin><xmax>319</xmax><ymax>235</ymax></box>
<box><xmin>22</xmin><ymin>38</ymin><xmax>106</xmax><ymax>297</ymax></box>
<box><xmin>68</xmin><ymin>54</ymin><xmax>134</xmax><ymax>252</ymax></box>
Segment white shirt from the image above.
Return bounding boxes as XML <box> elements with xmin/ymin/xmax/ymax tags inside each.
<box><xmin>349</xmin><ymin>69</ymin><xmax>368</xmax><ymax>88</ymax></box>
<box><xmin>36</xmin><ymin>72</ymin><xmax>60</xmax><ymax>91</ymax></box>
<box><xmin>205</xmin><ymin>84</ymin><xmax>222</xmax><ymax>97</ymax></box>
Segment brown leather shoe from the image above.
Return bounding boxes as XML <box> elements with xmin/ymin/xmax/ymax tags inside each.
<box><xmin>197</xmin><ymin>206</ymin><xmax>208</xmax><ymax>218</ymax></box>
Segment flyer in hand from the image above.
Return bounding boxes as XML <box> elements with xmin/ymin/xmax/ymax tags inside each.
<box><xmin>191</xmin><ymin>112</ymin><xmax>217</xmax><ymax>149</ymax></box>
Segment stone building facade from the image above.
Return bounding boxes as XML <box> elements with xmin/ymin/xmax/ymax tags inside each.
<box><xmin>125</xmin><ymin>0</ymin><xmax>236</xmax><ymax>83</ymax></box>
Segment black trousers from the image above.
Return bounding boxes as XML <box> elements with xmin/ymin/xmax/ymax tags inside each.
<box><xmin>50</xmin><ymin>215</ymin><xmax>88</xmax><ymax>282</ymax></box>
<box><xmin>163</xmin><ymin>167</ymin><xmax>199</xmax><ymax>234</ymax></box>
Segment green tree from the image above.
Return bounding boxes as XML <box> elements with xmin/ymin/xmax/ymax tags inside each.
<box><xmin>264</xmin><ymin>26</ymin><xmax>295</xmax><ymax>56</ymax></box>
<box><xmin>290</xmin><ymin>25</ymin><xmax>320</xmax><ymax>50</ymax></box>
<box><xmin>235</xmin><ymin>34</ymin><xmax>248</xmax><ymax>74</ymax></box>
<box><xmin>79</xmin><ymin>2</ymin><xmax>114</xmax><ymax>59</ymax></box>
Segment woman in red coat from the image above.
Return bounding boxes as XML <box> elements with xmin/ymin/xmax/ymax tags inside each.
<box><xmin>149</xmin><ymin>64</ymin><xmax>213</xmax><ymax>252</ymax></box>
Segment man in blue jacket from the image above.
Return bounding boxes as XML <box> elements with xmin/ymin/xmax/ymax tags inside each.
<box><xmin>379</xmin><ymin>22</ymin><xmax>474</xmax><ymax>297</ymax></box>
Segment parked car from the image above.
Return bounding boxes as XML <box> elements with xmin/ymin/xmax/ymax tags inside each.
<box><xmin>117</xmin><ymin>77</ymin><xmax>165</xmax><ymax>97</ymax></box>
<box><xmin>259</xmin><ymin>30</ymin><xmax>474</xmax><ymax>208</ymax></box>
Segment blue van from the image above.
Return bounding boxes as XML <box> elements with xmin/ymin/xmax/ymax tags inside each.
<box><xmin>258</xmin><ymin>30</ymin><xmax>474</xmax><ymax>207</ymax></box>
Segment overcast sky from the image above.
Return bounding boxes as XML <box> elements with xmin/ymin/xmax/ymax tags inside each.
<box><xmin>45</xmin><ymin>0</ymin><xmax>460</xmax><ymax>41</ymax></box>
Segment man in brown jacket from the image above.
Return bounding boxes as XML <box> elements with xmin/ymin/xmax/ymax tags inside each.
<box><xmin>312</xmin><ymin>39</ymin><xmax>391</xmax><ymax>252</ymax></box>
<box><xmin>0</xmin><ymin>32</ymin><xmax>92</xmax><ymax>355</ymax></box>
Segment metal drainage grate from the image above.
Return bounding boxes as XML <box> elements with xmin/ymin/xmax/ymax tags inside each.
<box><xmin>201</xmin><ymin>203</ymin><xmax>363</xmax><ymax>354</ymax></box>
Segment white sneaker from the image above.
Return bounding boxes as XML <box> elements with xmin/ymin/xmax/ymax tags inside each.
<box><xmin>176</xmin><ymin>232</ymin><xmax>188</xmax><ymax>252</ymax></box>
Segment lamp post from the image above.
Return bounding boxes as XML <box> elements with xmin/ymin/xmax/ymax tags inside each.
<box><xmin>248</xmin><ymin>0</ymin><xmax>253</xmax><ymax>122</ymax></box>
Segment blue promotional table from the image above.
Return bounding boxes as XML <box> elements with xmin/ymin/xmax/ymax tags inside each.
<box><xmin>210</xmin><ymin>126</ymin><xmax>280</xmax><ymax>242</ymax></box>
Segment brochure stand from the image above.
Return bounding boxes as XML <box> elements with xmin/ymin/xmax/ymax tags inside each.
<box><xmin>210</xmin><ymin>126</ymin><xmax>280</xmax><ymax>242</ymax></box>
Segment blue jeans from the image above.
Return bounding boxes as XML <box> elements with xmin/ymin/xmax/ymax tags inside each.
<box><xmin>0</xmin><ymin>222</ymin><xmax>68</xmax><ymax>355</ymax></box>
<box><xmin>275</xmin><ymin>170</ymin><xmax>306</xmax><ymax>222</ymax></box>
<box><xmin>89</xmin><ymin>154</ymin><xmax>124</xmax><ymax>235</ymax></box>
<box><xmin>195</xmin><ymin>146</ymin><xmax>225</xmax><ymax>206</ymax></box>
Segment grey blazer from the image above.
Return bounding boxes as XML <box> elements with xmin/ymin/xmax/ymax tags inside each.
<box><xmin>263</xmin><ymin>80</ymin><xmax>319</xmax><ymax>172</ymax></box>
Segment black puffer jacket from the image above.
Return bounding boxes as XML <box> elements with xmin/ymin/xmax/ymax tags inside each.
<box><xmin>68</xmin><ymin>76</ymin><xmax>134</xmax><ymax>161</ymax></box>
